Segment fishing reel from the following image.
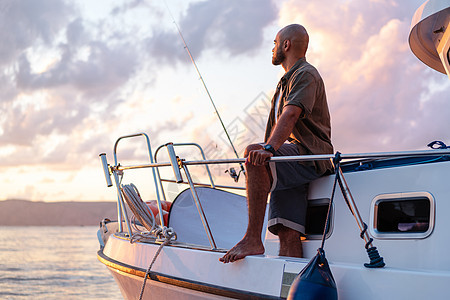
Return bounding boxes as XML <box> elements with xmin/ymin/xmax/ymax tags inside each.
<box><xmin>225</xmin><ymin>167</ymin><xmax>244</xmax><ymax>182</ymax></box>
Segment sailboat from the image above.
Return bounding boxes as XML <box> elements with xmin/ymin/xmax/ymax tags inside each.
<box><xmin>97</xmin><ymin>1</ymin><xmax>450</xmax><ymax>299</ymax></box>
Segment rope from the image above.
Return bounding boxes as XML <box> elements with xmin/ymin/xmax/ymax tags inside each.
<box><xmin>138</xmin><ymin>227</ymin><xmax>176</xmax><ymax>300</ymax></box>
<box><xmin>360</xmin><ymin>222</ymin><xmax>373</xmax><ymax>248</ymax></box>
<box><xmin>120</xmin><ymin>183</ymin><xmax>178</xmax><ymax>299</ymax></box>
<box><xmin>319</xmin><ymin>155</ymin><xmax>340</xmax><ymax>250</ymax></box>
<box><xmin>122</xmin><ymin>184</ymin><xmax>156</xmax><ymax>232</ymax></box>
<box><xmin>427</xmin><ymin>140</ymin><xmax>450</xmax><ymax>149</ymax></box>
<box><xmin>359</xmin><ymin>223</ymin><xmax>384</xmax><ymax>268</ymax></box>
<box><xmin>332</xmin><ymin>152</ymin><xmax>385</xmax><ymax>268</ymax></box>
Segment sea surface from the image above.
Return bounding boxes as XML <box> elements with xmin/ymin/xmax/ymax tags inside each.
<box><xmin>0</xmin><ymin>226</ymin><xmax>122</xmax><ymax>299</ymax></box>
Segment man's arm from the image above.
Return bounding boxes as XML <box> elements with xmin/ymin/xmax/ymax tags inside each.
<box><xmin>266</xmin><ymin>105</ymin><xmax>302</xmax><ymax>149</ymax></box>
<box><xmin>247</xmin><ymin>105</ymin><xmax>303</xmax><ymax>166</ymax></box>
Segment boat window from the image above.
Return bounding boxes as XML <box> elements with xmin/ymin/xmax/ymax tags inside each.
<box><xmin>305</xmin><ymin>198</ymin><xmax>332</xmax><ymax>239</ymax></box>
<box><xmin>371</xmin><ymin>192</ymin><xmax>435</xmax><ymax>239</ymax></box>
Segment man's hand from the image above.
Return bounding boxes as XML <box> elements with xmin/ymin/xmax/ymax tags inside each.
<box><xmin>246</xmin><ymin>148</ymin><xmax>273</xmax><ymax>166</ymax></box>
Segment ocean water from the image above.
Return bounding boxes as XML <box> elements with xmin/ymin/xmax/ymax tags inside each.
<box><xmin>0</xmin><ymin>226</ymin><xmax>122</xmax><ymax>299</ymax></box>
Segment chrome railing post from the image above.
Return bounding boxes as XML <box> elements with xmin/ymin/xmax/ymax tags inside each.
<box><xmin>142</xmin><ymin>133</ymin><xmax>165</xmax><ymax>227</ymax></box>
<box><xmin>99</xmin><ymin>153</ymin><xmax>113</xmax><ymax>187</ymax></box>
<box><xmin>182</xmin><ymin>163</ymin><xmax>217</xmax><ymax>249</ymax></box>
<box><xmin>166</xmin><ymin>142</ymin><xmax>183</xmax><ymax>183</ymax></box>
<box><xmin>112</xmin><ymin>170</ymin><xmax>132</xmax><ymax>235</ymax></box>
<box><xmin>112</xmin><ymin>133</ymin><xmax>165</xmax><ymax>228</ymax></box>
<box><xmin>154</xmin><ymin>142</ymin><xmax>217</xmax><ymax>202</ymax></box>
<box><xmin>336</xmin><ymin>166</ymin><xmax>372</xmax><ymax>246</ymax></box>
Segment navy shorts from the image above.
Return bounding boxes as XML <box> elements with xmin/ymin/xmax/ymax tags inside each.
<box><xmin>267</xmin><ymin>143</ymin><xmax>319</xmax><ymax>235</ymax></box>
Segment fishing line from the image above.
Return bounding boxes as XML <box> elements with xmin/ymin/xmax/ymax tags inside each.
<box><xmin>163</xmin><ymin>1</ymin><xmax>245</xmax><ymax>179</ymax></box>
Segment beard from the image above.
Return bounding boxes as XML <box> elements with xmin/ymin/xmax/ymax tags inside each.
<box><xmin>272</xmin><ymin>46</ymin><xmax>285</xmax><ymax>65</ymax></box>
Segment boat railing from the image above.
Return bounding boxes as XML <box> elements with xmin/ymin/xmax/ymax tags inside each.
<box><xmin>155</xmin><ymin>142</ymin><xmax>229</xmax><ymax>201</ymax></box>
<box><xmin>111</xmin><ymin>148</ymin><xmax>450</xmax><ymax>170</ymax></box>
<box><xmin>100</xmin><ymin>132</ymin><xmax>450</xmax><ymax>249</ymax></box>
<box><xmin>99</xmin><ymin>133</ymin><xmax>243</xmax><ymax>247</ymax></box>
<box><xmin>100</xmin><ymin>133</ymin><xmax>163</xmax><ymax>234</ymax></box>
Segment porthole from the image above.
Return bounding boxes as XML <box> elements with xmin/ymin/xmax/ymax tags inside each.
<box><xmin>370</xmin><ymin>192</ymin><xmax>435</xmax><ymax>239</ymax></box>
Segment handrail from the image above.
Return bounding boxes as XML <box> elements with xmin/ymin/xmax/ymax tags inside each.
<box><xmin>112</xmin><ymin>133</ymin><xmax>165</xmax><ymax>231</ymax></box>
<box><xmin>152</xmin><ymin>142</ymin><xmax>217</xmax><ymax>203</ymax></box>
<box><xmin>166</xmin><ymin>143</ymin><xmax>184</xmax><ymax>183</ymax></box>
<box><xmin>112</xmin><ymin>148</ymin><xmax>450</xmax><ymax>172</ymax></box>
<box><xmin>108</xmin><ymin>134</ymin><xmax>224</xmax><ymax>248</ymax></box>
<box><xmin>153</xmin><ymin>142</ymin><xmax>219</xmax><ymax>249</ymax></box>
<box><xmin>155</xmin><ymin>142</ymin><xmax>216</xmax><ymax>188</ymax></box>
<box><xmin>160</xmin><ymin>179</ymin><xmax>245</xmax><ymax>191</ymax></box>
<box><xmin>182</xmin><ymin>163</ymin><xmax>217</xmax><ymax>249</ymax></box>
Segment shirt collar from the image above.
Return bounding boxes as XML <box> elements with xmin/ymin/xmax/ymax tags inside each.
<box><xmin>279</xmin><ymin>57</ymin><xmax>307</xmax><ymax>88</ymax></box>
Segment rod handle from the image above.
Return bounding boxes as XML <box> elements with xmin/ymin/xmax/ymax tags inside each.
<box><xmin>166</xmin><ymin>143</ymin><xmax>183</xmax><ymax>183</ymax></box>
<box><xmin>99</xmin><ymin>153</ymin><xmax>113</xmax><ymax>187</ymax></box>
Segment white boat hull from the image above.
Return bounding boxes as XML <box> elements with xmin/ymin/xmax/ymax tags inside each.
<box><xmin>98</xmin><ymin>233</ymin><xmax>450</xmax><ymax>299</ymax></box>
<box><xmin>98</xmin><ymin>158</ymin><xmax>450</xmax><ymax>299</ymax></box>
<box><xmin>105</xmin><ymin>265</ymin><xmax>230</xmax><ymax>300</ymax></box>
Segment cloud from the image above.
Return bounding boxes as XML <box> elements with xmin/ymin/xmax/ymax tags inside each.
<box><xmin>0</xmin><ymin>0</ymin><xmax>144</xmax><ymax>154</ymax></box>
<box><xmin>16</xmin><ymin>26</ymin><xmax>139</xmax><ymax>96</ymax></box>
<box><xmin>280</xmin><ymin>0</ymin><xmax>450</xmax><ymax>152</ymax></box>
<box><xmin>110</xmin><ymin>0</ymin><xmax>148</xmax><ymax>16</ymax></box>
<box><xmin>0</xmin><ymin>0</ymin><xmax>73</xmax><ymax>66</ymax></box>
<box><xmin>0</xmin><ymin>0</ymin><xmax>276</xmax><ymax>165</ymax></box>
<box><xmin>146</xmin><ymin>0</ymin><xmax>278</xmax><ymax>65</ymax></box>
<box><xmin>0</xmin><ymin>0</ymin><xmax>73</xmax><ymax>112</ymax></box>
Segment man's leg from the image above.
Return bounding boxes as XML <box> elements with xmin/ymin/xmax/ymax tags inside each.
<box><xmin>278</xmin><ymin>225</ymin><xmax>303</xmax><ymax>258</ymax></box>
<box><xmin>265</xmin><ymin>143</ymin><xmax>317</xmax><ymax>259</ymax></box>
<box><xmin>219</xmin><ymin>144</ymin><xmax>271</xmax><ymax>263</ymax></box>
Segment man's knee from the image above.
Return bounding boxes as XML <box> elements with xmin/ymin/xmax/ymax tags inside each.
<box><xmin>244</xmin><ymin>143</ymin><xmax>263</xmax><ymax>157</ymax></box>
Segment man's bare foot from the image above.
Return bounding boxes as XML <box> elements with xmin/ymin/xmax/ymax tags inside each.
<box><xmin>219</xmin><ymin>237</ymin><xmax>264</xmax><ymax>263</ymax></box>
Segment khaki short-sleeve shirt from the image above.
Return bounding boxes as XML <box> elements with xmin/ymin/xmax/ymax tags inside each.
<box><xmin>265</xmin><ymin>58</ymin><xmax>333</xmax><ymax>175</ymax></box>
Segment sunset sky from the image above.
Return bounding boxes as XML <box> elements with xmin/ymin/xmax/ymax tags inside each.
<box><xmin>1</xmin><ymin>0</ymin><xmax>449</xmax><ymax>202</ymax></box>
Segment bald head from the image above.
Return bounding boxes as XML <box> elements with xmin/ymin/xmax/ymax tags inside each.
<box><xmin>272</xmin><ymin>24</ymin><xmax>309</xmax><ymax>70</ymax></box>
<box><xmin>279</xmin><ymin>24</ymin><xmax>309</xmax><ymax>57</ymax></box>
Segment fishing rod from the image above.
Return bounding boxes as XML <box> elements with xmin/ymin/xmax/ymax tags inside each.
<box><xmin>163</xmin><ymin>1</ymin><xmax>245</xmax><ymax>181</ymax></box>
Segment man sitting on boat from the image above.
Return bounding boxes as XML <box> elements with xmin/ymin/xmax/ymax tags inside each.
<box><xmin>220</xmin><ymin>24</ymin><xmax>333</xmax><ymax>263</ymax></box>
